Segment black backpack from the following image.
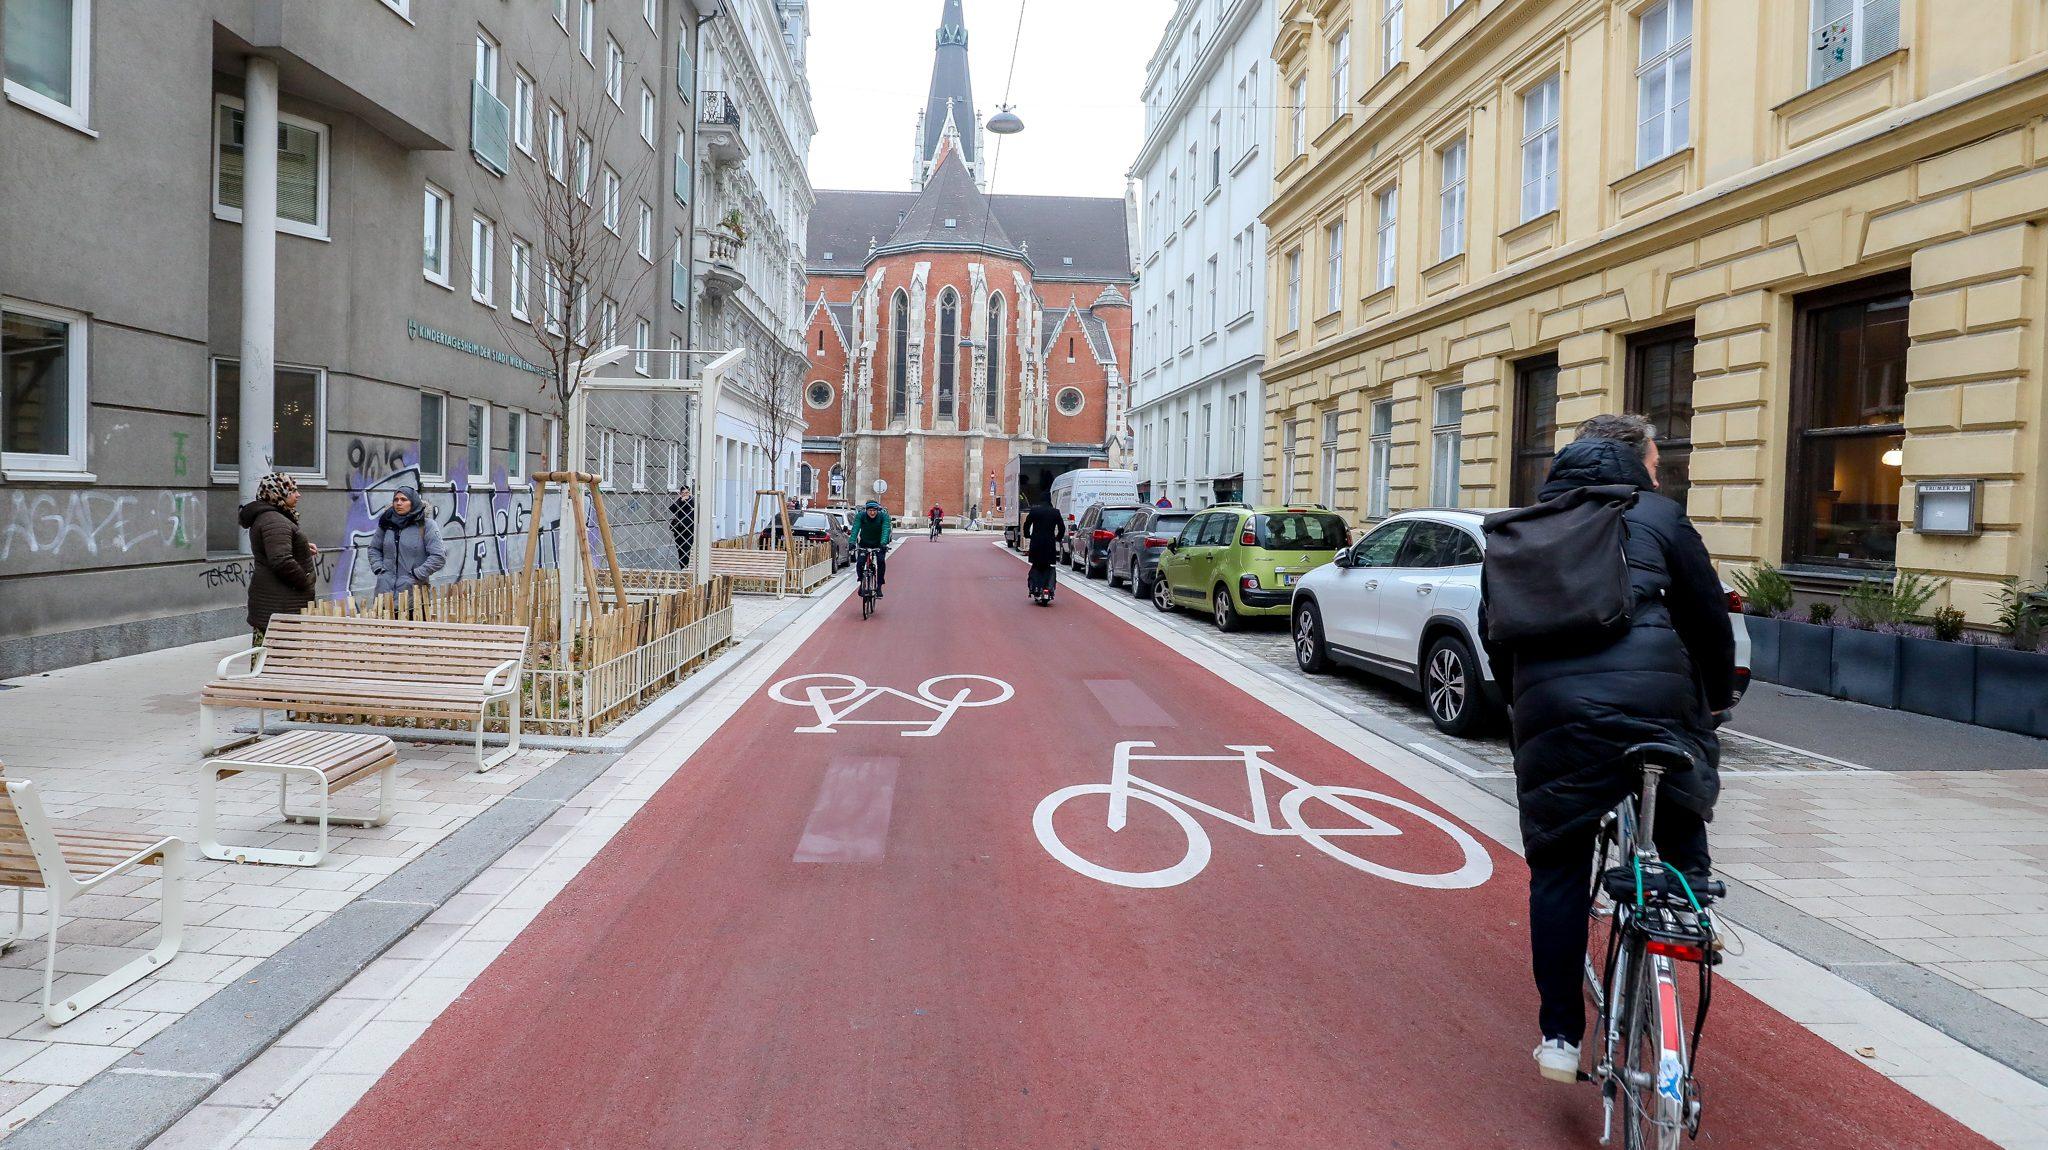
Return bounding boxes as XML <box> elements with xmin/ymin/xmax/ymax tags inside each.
<box><xmin>1481</xmin><ymin>484</ymin><xmax>1639</xmax><ymax>648</ymax></box>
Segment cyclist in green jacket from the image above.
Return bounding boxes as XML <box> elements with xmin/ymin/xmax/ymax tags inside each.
<box><xmin>852</xmin><ymin>500</ymin><xmax>892</xmax><ymax>596</ymax></box>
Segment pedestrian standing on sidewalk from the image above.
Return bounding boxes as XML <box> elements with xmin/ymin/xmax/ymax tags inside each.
<box><xmin>1478</xmin><ymin>413</ymin><xmax>1735</xmax><ymax>1084</ymax></box>
<box><xmin>371</xmin><ymin>487</ymin><xmax>446</xmax><ymax>602</ymax></box>
<box><xmin>668</xmin><ymin>485</ymin><xmax>696</xmax><ymax>570</ymax></box>
<box><xmin>1022</xmin><ymin>489</ymin><xmax>1065</xmax><ymax>603</ymax></box>
<box><xmin>241</xmin><ymin>472</ymin><xmax>318</xmax><ymax>643</ymax></box>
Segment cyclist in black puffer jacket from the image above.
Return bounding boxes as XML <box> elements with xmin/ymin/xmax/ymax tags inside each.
<box><xmin>1481</xmin><ymin>415</ymin><xmax>1736</xmax><ymax>1083</ymax></box>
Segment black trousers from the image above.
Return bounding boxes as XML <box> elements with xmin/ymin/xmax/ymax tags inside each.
<box><xmin>1527</xmin><ymin>802</ymin><xmax>1709</xmax><ymax>1044</ymax></box>
<box><xmin>1028</xmin><ymin>562</ymin><xmax>1056</xmax><ymax>596</ymax></box>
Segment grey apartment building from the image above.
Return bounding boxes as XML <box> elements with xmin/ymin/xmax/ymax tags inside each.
<box><xmin>0</xmin><ymin>0</ymin><xmax>726</xmax><ymax>676</ymax></box>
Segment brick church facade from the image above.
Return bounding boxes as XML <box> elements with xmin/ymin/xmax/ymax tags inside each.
<box><xmin>798</xmin><ymin>0</ymin><xmax>1136</xmax><ymax>520</ymax></box>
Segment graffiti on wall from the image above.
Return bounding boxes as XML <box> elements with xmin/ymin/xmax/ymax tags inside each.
<box><xmin>329</xmin><ymin>445</ymin><xmax>567</xmax><ymax>599</ymax></box>
<box><xmin>1</xmin><ymin>490</ymin><xmax>195</xmax><ymax>564</ymax></box>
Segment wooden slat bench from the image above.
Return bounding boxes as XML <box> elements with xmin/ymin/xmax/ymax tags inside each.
<box><xmin>199</xmin><ymin>731</ymin><xmax>398</xmax><ymax>867</ymax></box>
<box><xmin>710</xmin><ymin>548</ymin><xmax>789</xmax><ymax>597</ymax></box>
<box><xmin>0</xmin><ymin>766</ymin><xmax>185</xmax><ymax>1027</ymax></box>
<box><xmin>200</xmin><ymin>615</ymin><xmax>529</xmax><ymax>772</ymax></box>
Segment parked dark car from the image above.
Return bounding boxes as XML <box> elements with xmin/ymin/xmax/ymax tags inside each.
<box><xmin>788</xmin><ymin>511</ymin><xmax>851</xmax><ymax>570</ymax></box>
<box><xmin>1105</xmin><ymin>507</ymin><xmax>1194</xmax><ymax>598</ymax></box>
<box><xmin>1071</xmin><ymin>503</ymin><xmax>1147</xmax><ymax>578</ymax></box>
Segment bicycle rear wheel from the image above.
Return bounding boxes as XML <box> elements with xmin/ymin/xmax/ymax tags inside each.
<box><xmin>1620</xmin><ymin>951</ymin><xmax>1686</xmax><ymax>1150</ymax></box>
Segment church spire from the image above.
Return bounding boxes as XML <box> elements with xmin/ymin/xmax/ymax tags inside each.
<box><xmin>917</xmin><ymin>0</ymin><xmax>979</xmax><ymax>189</ymax></box>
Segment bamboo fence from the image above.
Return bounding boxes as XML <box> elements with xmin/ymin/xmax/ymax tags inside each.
<box><xmin>712</xmin><ymin>536</ymin><xmax>836</xmax><ymax>594</ymax></box>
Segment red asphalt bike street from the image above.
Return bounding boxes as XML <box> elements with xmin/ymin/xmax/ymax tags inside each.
<box><xmin>320</xmin><ymin>535</ymin><xmax>1990</xmax><ymax>1149</ymax></box>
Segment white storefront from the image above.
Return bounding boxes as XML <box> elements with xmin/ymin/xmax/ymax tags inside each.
<box><xmin>1129</xmin><ymin>0</ymin><xmax>1273</xmax><ymax>511</ymax></box>
<box><xmin>694</xmin><ymin>0</ymin><xmax>817</xmax><ymax>537</ymax></box>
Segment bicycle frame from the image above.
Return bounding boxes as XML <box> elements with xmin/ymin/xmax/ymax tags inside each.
<box><xmin>1105</xmin><ymin>742</ymin><xmax>1399</xmax><ymax>840</ymax></box>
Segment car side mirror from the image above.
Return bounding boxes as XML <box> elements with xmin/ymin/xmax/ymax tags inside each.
<box><xmin>1167</xmin><ymin>539</ymin><xmax>1181</xmax><ymax>553</ymax></box>
<box><xmin>1332</xmin><ymin>548</ymin><xmax>1354</xmax><ymax>569</ymax></box>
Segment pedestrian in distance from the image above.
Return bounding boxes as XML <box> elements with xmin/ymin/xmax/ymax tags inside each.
<box><xmin>370</xmin><ymin>486</ymin><xmax>447</xmax><ymax>600</ymax></box>
<box><xmin>1021</xmin><ymin>489</ymin><xmax>1066</xmax><ymax>604</ymax></box>
<box><xmin>240</xmin><ymin>472</ymin><xmax>319</xmax><ymax>644</ymax></box>
<box><xmin>668</xmin><ymin>485</ymin><xmax>696</xmax><ymax>570</ymax></box>
<box><xmin>1478</xmin><ymin>412</ymin><xmax>1736</xmax><ymax>1084</ymax></box>
<box><xmin>969</xmin><ymin>503</ymin><xmax>980</xmax><ymax>531</ymax></box>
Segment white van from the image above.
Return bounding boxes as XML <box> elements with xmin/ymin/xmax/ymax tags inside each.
<box><xmin>1048</xmin><ymin>469</ymin><xmax>1139</xmax><ymax>562</ymax></box>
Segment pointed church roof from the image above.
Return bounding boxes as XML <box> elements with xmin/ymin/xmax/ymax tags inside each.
<box><xmin>922</xmin><ymin>0</ymin><xmax>977</xmax><ymax>169</ymax></box>
<box><xmin>874</xmin><ymin>144</ymin><xmax>1021</xmax><ymax>259</ymax></box>
<box><xmin>1091</xmin><ymin>284</ymin><xmax>1129</xmax><ymax>309</ymax></box>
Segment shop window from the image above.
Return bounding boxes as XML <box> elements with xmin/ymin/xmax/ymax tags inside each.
<box><xmin>1790</xmin><ymin>275</ymin><xmax>1909</xmax><ymax>568</ymax></box>
<box><xmin>1511</xmin><ymin>354</ymin><xmax>1560</xmax><ymax>506</ymax></box>
<box><xmin>1627</xmin><ymin>325</ymin><xmax>1697</xmax><ymax>507</ymax></box>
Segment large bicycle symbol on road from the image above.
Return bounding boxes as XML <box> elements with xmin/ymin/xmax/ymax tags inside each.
<box><xmin>1034</xmin><ymin>741</ymin><xmax>1493</xmax><ymax>890</ymax></box>
<box><xmin>768</xmin><ymin>674</ymin><xmax>1014</xmax><ymax>737</ymax></box>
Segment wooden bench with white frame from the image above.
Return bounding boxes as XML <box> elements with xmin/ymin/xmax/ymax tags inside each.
<box><xmin>709</xmin><ymin>548</ymin><xmax>790</xmax><ymax>597</ymax></box>
<box><xmin>200</xmin><ymin>615</ymin><xmax>529</xmax><ymax>772</ymax></box>
<box><xmin>199</xmin><ymin>731</ymin><xmax>398</xmax><ymax>868</ymax></box>
<box><xmin>0</xmin><ymin>769</ymin><xmax>185</xmax><ymax>1027</ymax></box>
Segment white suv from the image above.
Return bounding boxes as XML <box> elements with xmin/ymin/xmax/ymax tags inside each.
<box><xmin>1289</xmin><ymin>509</ymin><xmax>1750</xmax><ymax>737</ymax></box>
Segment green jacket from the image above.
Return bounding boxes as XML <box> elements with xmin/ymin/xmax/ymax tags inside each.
<box><xmin>854</xmin><ymin>508</ymin><xmax>892</xmax><ymax>548</ymax></box>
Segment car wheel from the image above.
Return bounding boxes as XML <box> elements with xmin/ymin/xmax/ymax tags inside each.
<box><xmin>1213</xmin><ymin>586</ymin><xmax>1242</xmax><ymax>633</ymax></box>
<box><xmin>1151</xmin><ymin>574</ymin><xmax>1175</xmax><ymax>612</ymax></box>
<box><xmin>1106</xmin><ymin>558</ymin><xmax>1125</xmax><ymax>588</ymax></box>
<box><xmin>1087</xmin><ymin>555</ymin><xmax>1105</xmax><ymax>580</ymax></box>
<box><xmin>1422</xmin><ymin>635</ymin><xmax>1492</xmax><ymax>737</ymax></box>
<box><xmin>1294</xmin><ymin>602</ymin><xmax>1330</xmax><ymax>673</ymax></box>
<box><xmin>1132</xmin><ymin>564</ymin><xmax>1151</xmax><ymax>600</ymax></box>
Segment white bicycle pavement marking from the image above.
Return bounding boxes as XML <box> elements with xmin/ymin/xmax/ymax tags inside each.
<box><xmin>767</xmin><ymin>673</ymin><xmax>1015</xmax><ymax>737</ymax></box>
<box><xmin>1034</xmin><ymin>741</ymin><xmax>1494</xmax><ymax>890</ymax></box>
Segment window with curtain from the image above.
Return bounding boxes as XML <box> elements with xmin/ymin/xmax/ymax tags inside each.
<box><xmin>1430</xmin><ymin>386</ymin><xmax>1464</xmax><ymax>507</ymax></box>
<box><xmin>936</xmin><ymin>290</ymin><xmax>958</xmax><ymax>422</ymax></box>
<box><xmin>890</xmin><ymin>291</ymin><xmax>909</xmax><ymax>423</ymax></box>
<box><xmin>1512</xmin><ymin>355</ymin><xmax>1560</xmax><ymax>506</ymax></box>
<box><xmin>1627</xmin><ymin>324</ymin><xmax>1698</xmax><ymax>508</ymax></box>
<box><xmin>215</xmin><ymin>98</ymin><xmax>328</xmax><ymax>238</ymax></box>
<box><xmin>1791</xmin><ymin>276</ymin><xmax>1909</xmax><ymax>567</ymax></box>
<box><xmin>985</xmin><ymin>294</ymin><xmax>1004</xmax><ymax>424</ymax></box>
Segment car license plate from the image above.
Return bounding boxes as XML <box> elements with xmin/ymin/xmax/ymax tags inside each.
<box><xmin>1282</xmin><ymin>573</ymin><xmax>1299</xmax><ymax>587</ymax></box>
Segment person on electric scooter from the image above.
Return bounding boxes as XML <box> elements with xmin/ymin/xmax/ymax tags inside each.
<box><xmin>1021</xmin><ymin>490</ymin><xmax>1065</xmax><ymax>603</ymax></box>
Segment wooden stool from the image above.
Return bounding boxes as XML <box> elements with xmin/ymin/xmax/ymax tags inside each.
<box><xmin>199</xmin><ymin>731</ymin><xmax>398</xmax><ymax>867</ymax></box>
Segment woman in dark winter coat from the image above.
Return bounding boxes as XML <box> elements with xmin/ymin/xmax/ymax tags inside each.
<box><xmin>241</xmin><ymin>473</ymin><xmax>318</xmax><ymax>640</ymax></box>
<box><xmin>1021</xmin><ymin>493</ymin><xmax>1065</xmax><ymax>601</ymax></box>
<box><xmin>370</xmin><ymin>487</ymin><xmax>447</xmax><ymax>596</ymax></box>
<box><xmin>1481</xmin><ymin>414</ymin><xmax>1736</xmax><ymax>1080</ymax></box>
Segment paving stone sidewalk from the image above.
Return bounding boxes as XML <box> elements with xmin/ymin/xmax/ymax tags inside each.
<box><xmin>0</xmin><ymin>594</ymin><xmax>789</xmax><ymax>1137</ymax></box>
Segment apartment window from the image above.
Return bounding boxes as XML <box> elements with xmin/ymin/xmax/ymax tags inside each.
<box><xmin>1430</xmin><ymin>386</ymin><xmax>1463</xmax><ymax>506</ymax></box>
<box><xmin>890</xmin><ymin>291</ymin><xmax>909</xmax><ymax>422</ymax></box>
<box><xmin>1183</xmin><ymin>276</ymin><xmax>1196</xmax><ymax>346</ymax></box>
<box><xmin>1226</xmin><ymin>393</ymin><xmax>1244</xmax><ymax>468</ymax></box>
<box><xmin>209</xmin><ymin>359</ymin><xmax>324</xmax><ymax>478</ymax></box>
<box><xmin>603</xmin><ymin>167</ymin><xmax>621</xmax><ymax>232</ymax></box>
<box><xmin>1229</xmin><ymin>233</ymin><xmax>1246</xmax><ymax>321</ymax></box>
<box><xmin>1201</xmin><ymin>403</ymin><xmax>1214</xmax><ymax>475</ymax></box>
<box><xmin>676</xmin><ymin>41</ymin><xmax>693</xmax><ymax>96</ymax></box>
<box><xmin>1811</xmin><ymin>0</ymin><xmax>1900</xmax><ymax>88</ymax></box>
<box><xmin>470</xmin><ymin>215</ymin><xmax>496</xmax><ymax>304</ymax></box>
<box><xmin>417</xmin><ymin>391</ymin><xmax>445</xmax><ymax>480</ymax></box>
<box><xmin>640</xmin><ymin>84</ymin><xmax>657</xmax><ymax>147</ymax></box>
<box><xmin>554</xmin><ymin>0</ymin><xmax>569</xmax><ymax>31</ymax></box>
<box><xmin>1330</xmin><ymin>28</ymin><xmax>1351</xmax><ymax>109</ymax></box>
<box><xmin>1281</xmin><ymin>418</ymin><xmax>1299</xmax><ymax>498</ymax></box>
<box><xmin>637</xmin><ymin>202</ymin><xmax>654</xmax><ymax>261</ymax></box>
<box><xmin>1637</xmin><ymin>0</ymin><xmax>1693</xmax><ymax>166</ymax></box>
<box><xmin>600</xmin><ymin>297</ymin><xmax>618</xmax><ymax>348</ymax></box>
<box><xmin>605</xmin><ymin>37</ymin><xmax>625</xmax><ymax>105</ymax></box>
<box><xmin>574</xmin><ymin>133</ymin><xmax>592</xmax><ymax>201</ymax></box>
<box><xmin>513</xmin><ymin>70</ymin><xmax>536</xmax><ymax>154</ymax></box>
<box><xmin>1290</xmin><ymin>76</ymin><xmax>1308</xmax><ymax>156</ymax></box>
<box><xmin>986</xmin><ymin>294</ymin><xmax>1005</xmax><ymax>424</ymax></box>
<box><xmin>1206</xmin><ymin>255</ymin><xmax>1220</xmax><ymax>333</ymax></box>
<box><xmin>1380</xmin><ymin>0</ymin><xmax>1405</xmax><ymax>75</ymax></box>
<box><xmin>578</xmin><ymin>0</ymin><xmax>595</xmax><ymax>61</ymax></box>
<box><xmin>421</xmin><ymin>185</ymin><xmax>452</xmax><ymax>285</ymax></box>
<box><xmin>1</xmin><ymin>300</ymin><xmax>89</xmax><ymax>473</ymax></box>
<box><xmin>634</xmin><ymin>318</ymin><xmax>652</xmax><ymax>375</ymax></box>
<box><xmin>508</xmin><ymin>237</ymin><xmax>531</xmax><ymax>320</ymax></box>
<box><xmin>543</xmin><ymin>416</ymin><xmax>560</xmax><ymax>471</ymax></box>
<box><xmin>3</xmin><ymin>0</ymin><xmax>91</xmax><ymax>129</ymax></box>
<box><xmin>213</xmin><ymin>97</ymin><xmax>329</xmax><ymax>239</ymax></box>
<box><xmin>1319</xmin><ymin>411</ymin><xmax>1340</xmax><ymax>508</ymax></box>
<box><xmin>1520</xmin><ymin>73</ymin><xmax>1562</xmax><ymax>221</ymax></box>
<box><xmin>1166</xmin><ymin>291</ymin><xmax>1178</xmax><ymax>352</ymax></box>
<box><xmin>1511</xmin><ymin>355</ymin><xmax>1560</xmax><ymax>506</ymax></box>
<box><xmin>1323</xmin><ymin>219</ymin><xmax>1344</xmax><ymax>314</ymax></box>
<box><xmin>504</xmin><ymin>408</ymin><xmax>525</xmax><ymax>482</ymax></box>
<box><xmin>1209</xmin><ymin>112</ymin><xmax>1223</xmax><ymax>189</ymax></box>
<box><xmin>674</xmin><ymin>130</ymin><xmax>691</xmax><ymax>205</ymax></box>
<box><xmin>1790</xmin><ymin>275</ymin><xmax>1909</xmax><ymax>568</ymax></box>
<box><xmin>644</xmin><ymin>0</ymin><xmax>660</xmax><ymax>30</ymax></box>
<box><xmin>1168</xmin><ymin>171</ymin><xmax>1179</xmax><ymax>223</ymax></box>
<box><xmin>1627</xmin><ymin>324</ymin><xmax>1698</xmax><ymax>508</ymax></box>
<box><xmin>633</xmin><ymin>438</ymin><xmax>648</xmax><ymax>491</ymax></box>
<box><xmin>465</xmin><ymin>401</ymin><xmax>490</xmax><ymax>482</ymax></box>
<box><xmin>1187</xmin><ymin>143</ymin><xmax>1200</xmax><ymax>209</ymax></box>
<box><xmin>1234</xmin><ymin>72</ymin><xmax>1253</xmax><ymax>157</ymax></box>
<box><xmin>545</xmin><ymin>262</ymin><xmax>565</xmax><ymax>334</ymax></box>
<box><xmin>1285</xmin><ymin>247</ymin><xmax>1302</xmax><ymax>330</ymax></box>
<box><xmin>1373</xmin><ymin>186</ymin><xmax>1398</xmax><ymax>291</ymax></box>
<box><xmin>546</xmin><ymin>105</ymin><xmax>566</xmax><ymax>182</ymax></box>
<box><xmin>474</xmin><ymin>31</ymin><xmax>499</xmax><ymax>96</ymax></box>
<box><xmin>1367</xmin><ymin>400</ymin><xmax>1393</xmax><ymax>518</ymax></box>
<box><xmin>1437</xmin><ymin>138</ymin><xmax>1468</xmax><ymax>261</ymax></box>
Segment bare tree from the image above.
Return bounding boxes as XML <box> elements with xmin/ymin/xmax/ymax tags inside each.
<box><xmin>478</xmin><ymin>44</ymin><xmax>663</xmax><ymax>467</ymax></box>
<box><xmin>749</xmin><ymin>348</ymin><xmax>806</xmax><ymax>511</ymax></box>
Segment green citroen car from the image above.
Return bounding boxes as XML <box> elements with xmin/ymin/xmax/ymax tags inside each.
<box><xmin>1151</xmin><ymin>504</ymin><xmax>1351</xmax><ymax>631</ymax></box>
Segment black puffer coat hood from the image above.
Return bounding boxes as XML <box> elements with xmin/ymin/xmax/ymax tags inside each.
<box><xmin>1482</xmin><ymin>437</ymin><xmax>1738</xmax><ymax>857</ymax></box>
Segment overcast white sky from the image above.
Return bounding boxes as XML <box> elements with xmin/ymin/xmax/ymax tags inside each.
<box><xmin>806</xmin><ymin>0</ymin><xmax>1175</xmax><ymax>197</ymax></box>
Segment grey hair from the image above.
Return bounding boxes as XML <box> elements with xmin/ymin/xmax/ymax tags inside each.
<box><xmin>1574</xmin><ymin>412</ymin><xmax>1658</xmax><ymax>461</ymax></box>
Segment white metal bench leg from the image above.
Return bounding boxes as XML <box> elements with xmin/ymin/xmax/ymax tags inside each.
<box><xmin>198</xmin><ymin>762</ymin><xmax>330</xmax><ymax>867</ymax></box>
<box><xmin>281</xmin><ymin>766</ymin><xmax>391</xmax><ymax>829</ymax></box>
<box><xmin>0</xmin><ymin>889</ymin><xmax>23</xmax><ymax>953</ymax></box>
<box><xmin>41</xmin><ymin>851</ymin><xmax>185</xmax><ymax>1027</ymax></box>
<box><xmin>477</xmin><ymin>693</ymin><xmax>521</xmax><ymax>773</ymax></box>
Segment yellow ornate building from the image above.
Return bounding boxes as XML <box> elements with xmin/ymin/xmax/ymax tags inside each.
<box><xmin>1261</xmin><ymin>0</ymin><xmax>2048</xmax><ymax>619</ymax></box>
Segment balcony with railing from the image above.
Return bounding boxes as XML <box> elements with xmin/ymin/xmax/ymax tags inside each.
<box><xmin>697</xmin><ymin>90</ymin><xmax>747</xmax><ymax>167</ymax></box>
<box><xmin>696</xmin><ymin>226</ymin><xmax>745</xmax><ymax>299</ymax></box>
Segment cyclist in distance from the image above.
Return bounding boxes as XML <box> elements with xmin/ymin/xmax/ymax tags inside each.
<box><xmin>1480</xmin><ymin>413</ymin><xmax>1736</xmax><ymax>1084</ymax></box>
<box><xmin>853</xmin><ymin>499</ymin><xmax>892</xmax><ymax>597</ymax></box>
<box><xmin>1020</xmin><ymin>486</ymin><xmax>1065</xmax><ymax>604</ymax></box>
<box><xmin>928</xmin><ymin>503</ymin><xmax>945</xmax><ymax>540</ymax></box>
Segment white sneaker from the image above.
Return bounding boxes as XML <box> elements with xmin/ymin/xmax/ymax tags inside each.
<box><xmin>1534</xmin><ymin>1038</ymin><xmax>1580</xmax><ymax>1083</ymax></box>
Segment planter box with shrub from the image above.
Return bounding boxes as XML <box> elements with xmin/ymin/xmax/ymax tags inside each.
<box><xmin>1776</xmin><ymin>618</ymin><xmax>1835</xmax><ymax>694</ymax></box>
<box><xmin>1830</xmin><ymin>628</ymin><xmax>1901</xmax><ymax>709</ymax></box>
<box><xmin>1743</xmin><ymin>615</ymin><xmax>1782</xmax><ymax>683</ymax></box>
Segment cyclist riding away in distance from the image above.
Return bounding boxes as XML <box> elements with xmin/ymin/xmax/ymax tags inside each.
<box><xmin>1021</xmin><ymin>488</ymin><xmax>1066</xmax><ymax>603</ymax></box>
<box><xmin>928</xmin><ymin>503</ymin><xmax>944</xmax><ymax>540</ymax></box>
<box><xmin>854</xmin><ymin>499</ymin><xmax>892</xmax><ymax>597</ymax></box>
<box><xmin>1479</xmin><ymin>413</ymin><xmax>1736</xmax><ymax>1086</ymax></box>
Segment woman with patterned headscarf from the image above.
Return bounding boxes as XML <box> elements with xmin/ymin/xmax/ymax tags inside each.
<box><xmin>240</xmin><ymin>473</ymin><xmax>319</xmax><ymax>641</ymax></box>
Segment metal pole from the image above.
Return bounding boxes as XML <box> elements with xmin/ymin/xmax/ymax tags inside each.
<box><xmin>237</xmin><ymin>57</ymin><xmax>281</xmax><ymax>514</ymax></box>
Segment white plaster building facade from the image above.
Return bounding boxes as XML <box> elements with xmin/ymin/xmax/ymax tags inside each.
<box><xmin>691</xmin><ymin>0</ymin><xmax>816</xmax><ymax>537</ymax></box>
<box><xmin>1129</xmin><ymin>0</ymin><xmax>1273</xmax><ymax>511</ymax></box>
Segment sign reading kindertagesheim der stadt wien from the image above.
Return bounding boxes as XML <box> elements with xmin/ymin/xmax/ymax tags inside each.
<box><xmin>406</xmin><ymin>320</ymin><xmax>553</xmax><ymax>377</ymax></box>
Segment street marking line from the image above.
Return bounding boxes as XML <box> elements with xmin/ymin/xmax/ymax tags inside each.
<box><xmin>794</xmin><ymin>757</ymin><xmax>899</xmax><ymax>863</ymax></box>
<box><xmin>767</xmin><ymin>673</ymin><xmax>1014</xmax><ymax>737</ymax></box>
<box><xmin>1083</xmin><ymin>679</ymin><xmax>1177</xmax><ymax>727</ymax></box>
<box><xmin>1723</xmin><ymin>727</ymin><xmax>1872</xmax><ymax>771</ymax></box>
